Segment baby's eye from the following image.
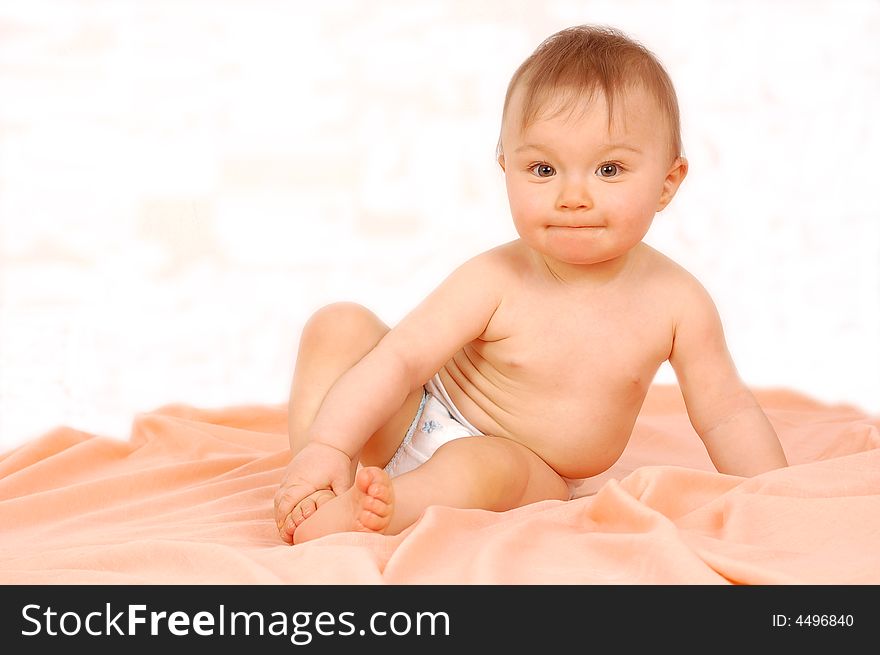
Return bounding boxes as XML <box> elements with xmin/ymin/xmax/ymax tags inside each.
<box><xmin>596</xmin><ymin>163</ymin><xmax>621</xmax><ymax>178</ymax></box>
<box><xmin>529</xmin><ymin>163</ymin><xmax>556</xmax><ymax>178</ymax></box>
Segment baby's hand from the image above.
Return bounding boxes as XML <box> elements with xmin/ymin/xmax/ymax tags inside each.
<box><xmin>278</xmin><ymin>489</ymin><xmax>336</xmax><ymax>544</ymax></box>
<box><xmin>274</xmin><ymin>442</ymin><xmax>352</xmax><ymax>543</ymax></box>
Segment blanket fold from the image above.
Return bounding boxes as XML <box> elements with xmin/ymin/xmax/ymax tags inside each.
<box><xmin>1</xmin><ymin>386</ymin><xmax>877</xmax><ymax>584</ymax></box>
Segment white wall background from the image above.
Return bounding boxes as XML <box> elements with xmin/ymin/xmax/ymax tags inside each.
<box><xmin>1</xmin><ymin>0</ymin><xmax>878</xmax><ymax>453</ymax></box>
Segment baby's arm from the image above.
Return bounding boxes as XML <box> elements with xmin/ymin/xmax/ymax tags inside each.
<box><xmin>669</xmin><ymin>278</ymin><xmax>788</xmax><ymax>476</ymax></box>
<box><xmin>276</xmin><ymin>254</ymin><xmax>503</xmax><ymax>539</ymax></box>
<box><xmin>305</xmin><ymin>252</ymin><xmax>504</xmax><ymax>460</ymax></box>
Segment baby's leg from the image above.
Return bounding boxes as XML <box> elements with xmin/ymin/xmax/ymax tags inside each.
<box><xmin>293</xmin><ymin>435</ymin><xmax>570</xmax><ymax>543</ymax></box>
<box><xmin>287</xmin><ymin>302</ymin><xmax>421</xmax><ymax>464</ymax></box>
<box><xmin>280</xmin><ymin>303</ymin><xmax>423</xmax><ymax>530</ymax></box>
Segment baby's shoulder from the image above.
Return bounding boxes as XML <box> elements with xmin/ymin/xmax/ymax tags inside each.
<box><xmin>433</xmin><ymin>243</ymin><xmax>521</xmax><ymax>306</ymax></box>
<box><xmin>457</xmin><ymin>240</ymin><xmax>527</xmax><ymax>282</ymax></box>
<box><xmin>638</xmin><ymin>245</ymin><xmax>717</xmax><ymax>316</ymax></box>
<box><xmin>649</xmin><ymin>248</ymin><xmax>717</xmax><ymax>330</ymax></box>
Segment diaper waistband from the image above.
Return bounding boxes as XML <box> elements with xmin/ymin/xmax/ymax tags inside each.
<box><xmin>425</xmin><ymin>372</ymin><xmax>483</xmax><ymax>436</ymax></box>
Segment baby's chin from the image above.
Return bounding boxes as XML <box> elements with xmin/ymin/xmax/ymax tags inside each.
<box><xmin>549</xmin><ymin>253</ymin><xmax>619</xmax><ymax>268</ymax></box>
<box><xmin>526</xmin><ymin>242</ymin><xmax>640</xmax><ymax>281</ymax></box>
<box><xmin>537</xmin><ymin>236</ymin><xmax>618</xmax><ymax>265</ymax></box>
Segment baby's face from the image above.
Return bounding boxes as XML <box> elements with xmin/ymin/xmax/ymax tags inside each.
<box><xmin>499</xmin><ymin>85</ymin><xmax>686</xmax><ymax>268</ymax></box>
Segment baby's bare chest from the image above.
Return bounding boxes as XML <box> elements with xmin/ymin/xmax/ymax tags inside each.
<box><xmin>459</xmin><ymin>304</ymin><xmax>672</xmax><ymax>477</ymax></box>
<box><xmin>480</xmin><ymin>296</ymin><xmax>673</xmax><ymax>389</ymax></box>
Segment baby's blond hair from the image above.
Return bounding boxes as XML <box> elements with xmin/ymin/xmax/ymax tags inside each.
<box><xmin>498</xmin><ymin>25</ymin><xmax>682</xmax><ymax>160</ymax></box>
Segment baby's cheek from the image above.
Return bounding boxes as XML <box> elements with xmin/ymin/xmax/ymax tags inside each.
<box><xmin>514</xmin><ymin>190</ymin><xmax>549</xmax><ymax>221</ymax></box>
<box><xmin>614</xmin><ymin>195</ymin><xmax>655</xmax><ymax>220</ymax></box>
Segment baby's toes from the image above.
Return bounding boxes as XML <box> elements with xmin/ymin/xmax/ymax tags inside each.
<box><xmin>366</xmin><ymin>479</ymin><xmax>392</xmax><ymax>507</ymax></box>
<box><xmin>358</xmin><ymin>508</ymin><xmax>389</xmax><ymax>531</ymax></box>
<box><xmin>360</xmin><ymin>496</ymin><xmax>392</xmax><ymax>529</ymax></box>
<box><xmin>358</xmin><ymin>467</ymin><xmax>394</xmax><ymax>519</ymax></box>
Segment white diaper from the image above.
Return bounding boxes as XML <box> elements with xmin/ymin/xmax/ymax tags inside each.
<box><xmin>384</xmin><ymin>373</ymin><xmax>483</xmax><ymax>478</ymax></box>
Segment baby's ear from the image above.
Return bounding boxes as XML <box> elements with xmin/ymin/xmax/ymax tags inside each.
<box><xmin>497</xmin><ymin>153</ymin><xmax>506</xmax><ymax>172</ymax></box>
<box><xmin>657</xmin><ymin>157</ymin><xmax>688</xmax><ymax>211</ymax></box>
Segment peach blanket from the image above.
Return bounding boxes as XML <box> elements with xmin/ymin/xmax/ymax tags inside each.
<box><xmin>1</xmin><ymin>386</ymin><xmax>878</xmax><ymax>584</ymax></box>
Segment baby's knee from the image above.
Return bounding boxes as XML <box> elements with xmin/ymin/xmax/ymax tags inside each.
<box><xmin>300</xmin><ymin>302</ymin><xmax>385</xmax><ymax>347</ymax></box>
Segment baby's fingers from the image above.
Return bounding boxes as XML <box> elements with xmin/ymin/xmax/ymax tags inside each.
<box><xmin>279</xmin><ymin>498</ymin><xmax>314</xmax><ymax>544</ymax></box>
<box><xmin>293</xmin><ymin>497</ymin><xmax>318</xmax><ymax>526</ymax></box>
<box><xmin>280</xmin><ymin>512</ymin><xmax>296</xmax><ymax>544</ymax></box>
<box><xmin>274</xmin><ymin>485</ymin><xmax>309</xmax><ymax>529</ymax></box>
<box><xmin>277</xmin><ymin>496</ymin><xmax>319</xmax><ymax>543</ymax></box>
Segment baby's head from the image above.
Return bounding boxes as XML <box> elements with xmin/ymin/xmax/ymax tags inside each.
<box><xmin>497</xmin><ymin>25</ymin><xmax>682</xmax><ymax>164</ymax></box>
<box><xmin>496</xmin><ymin>26</ymin><xmax>689</xmax><ymax>270</ymax></box>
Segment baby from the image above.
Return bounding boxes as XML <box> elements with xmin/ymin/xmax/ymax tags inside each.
<box><xmin>274</xmin><ymin>25</ymin><xmax>789</xmax><ymax>545</ymax></box>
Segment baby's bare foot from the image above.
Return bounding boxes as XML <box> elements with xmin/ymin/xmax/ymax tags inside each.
<box><xmin>293</xmin><ymin>489</ymin><xmax>336</xmax><ymax>526</ymax></box>
<box><xmin>280</xmin><ymin>489</ymin><xmax>335</xmax><ymax>543</ymax></box>
<box><xmin>293</xmin><ymin>467</ymin><xmax>394</xmax><ymax>544</ymax></box>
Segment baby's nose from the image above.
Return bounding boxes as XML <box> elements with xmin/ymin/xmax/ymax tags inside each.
<box><xmin>556</xmin><ymin>181</ymin><xmax>592</xmax><ymax>210</ymax></box>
